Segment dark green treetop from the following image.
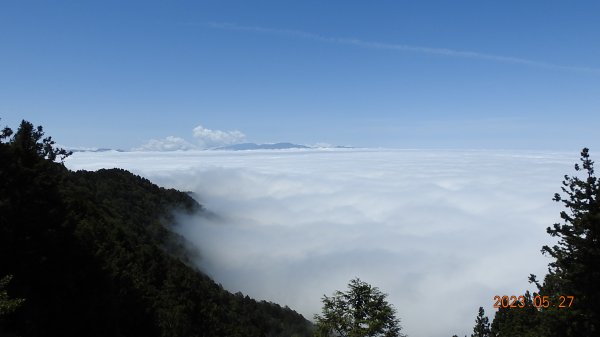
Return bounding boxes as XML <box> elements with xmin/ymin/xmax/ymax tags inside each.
<box><xmin>470</xmin><ymin>307</ymin><xmax>490</xmax><ymax>337</ymax></box>
<box><xmin>490</xmin><ymin>291</ymin><xmax>540</xmax><ymax>337</ymax></box>
<box><xmin>314</xmin><ymin>278</ymin><xmax>404</xmax><ymax>337</ymax></box>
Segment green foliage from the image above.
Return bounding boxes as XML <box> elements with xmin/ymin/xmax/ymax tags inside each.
<box><xmin>470</xmin><ymin>307</ymin><xmax>490</xmax><ymax>337</ymax></box>
<box><xmin>0</xmin><ymin>275</ymin><xmax>24</xmax><ymax>317</ymax></box>
<box><xmin>0</xmin><ymin>120</ymin><xmax>312</xmax><ymax>337</ymax></box>
<box><xmin>489</xmin><ymin>291</ymin><xmax>540</xmax><ymax>337</ymax></box>
<box><xmin>1</xmin><ymin>120</ymin><xmax>80</xmax><ymax>335</ymax></box>
<box><xmin>534</xmin><ymin>147</ymin><xmax>600</xmax><ymax>336</ymax></box>
<box><xmin>314</xmin><ymin>278</ymin><xmax>404</xmax><ymax>337</ymax></box>
<box><xmin>5</xmin><ymin>120</ymin><xmax>71</xmax><ymax>163</ymax></box>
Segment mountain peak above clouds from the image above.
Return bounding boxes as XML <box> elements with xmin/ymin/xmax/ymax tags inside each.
<box><xmin>213</xmin><ymin>142</ymin><xmax>311</xmax><ymax>151</ymax></box>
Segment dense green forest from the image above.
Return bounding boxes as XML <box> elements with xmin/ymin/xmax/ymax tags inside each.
<box><xmin>0</xmin><ymin>120</ymin><xmax>312</xmax><ymax>337</ymax></box>
<box><xmin>458</xmin><ymin>148</ymin><xmax>600</xmax><ymax>337</ymax></box>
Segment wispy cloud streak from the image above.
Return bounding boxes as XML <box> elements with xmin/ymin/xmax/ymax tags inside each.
<box><xmin>200</xmin><ymin>22</ymin><xmax>600</xmax><ymax>74</ymax></box>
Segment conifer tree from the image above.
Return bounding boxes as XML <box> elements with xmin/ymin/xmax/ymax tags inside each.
<box><xmin>490</xmin><ymin>291</ymin><xmax>540</xmax><ymax>337</ymax></box>
<box><xmin>531</xmin><ymin>148</ymin><xmax>600</xmax><ymax>336</ymax></box>
<box><xmin>471</xmin><ymin>307</ymin><xmax>490</xmax><ymax>337</ymax></box>
<box><xmin>314</xmin><ymin>278</ymin><xmax>404</xmax><ymax>337</ymax></box>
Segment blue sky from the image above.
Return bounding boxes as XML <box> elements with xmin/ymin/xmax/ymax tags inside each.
<box><xmin>1</xmin><ymin>1</ymin><xmax>599</xmax><ymax>150</ymax></box>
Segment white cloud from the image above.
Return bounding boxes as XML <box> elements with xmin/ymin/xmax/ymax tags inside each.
<box><xmin>65</xmin><ymin>149</ymin><xmax>576</xmax><ymax>337</ymax></box>
<box><xmin>192</xmin><ymin>125</ymin><xmax>245</xmax><ymax>148</ymax></box>
<box><xmin>132</xmin><ymin>124</ymin><xmax>246</xmax><ymax>151</ymax></box>
<box><xmin>133</xmin><ymin>136</ymin><xmax>197</xmax><ymax>151</ymax></box>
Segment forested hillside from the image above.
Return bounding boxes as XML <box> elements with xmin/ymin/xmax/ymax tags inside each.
<box><xmin>0</xmin><ymin>120</ymin><xmax>312</xmax><ymax>337</ymax></box>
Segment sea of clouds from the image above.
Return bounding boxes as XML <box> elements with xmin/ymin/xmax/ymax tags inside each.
<box><xmin>66</xmin><ymin>148</ymin><xmax>577</xmax><ymax>337</ymax></box>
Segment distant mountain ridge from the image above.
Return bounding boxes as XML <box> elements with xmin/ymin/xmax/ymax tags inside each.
<box><xmin>67</xmin><ymin>143</ymin><xmax>353</xmax><ymax>152</ymax></box>
<box><xmin>69</xmin><ymin>147</ymin><xmax>125</xmax><ymax>153</ymax></box>
<box><xmin>214</xmin><ymin>142</ymin><xmax>311</xmax><ymax>150</ymax></box>
<box><xmin>214</xmin><ymin>143</ymin><xmax>354</xmax><ymax>151</ymax></box>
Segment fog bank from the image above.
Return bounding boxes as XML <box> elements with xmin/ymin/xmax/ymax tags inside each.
<box><xmin>66</xmin><ymin>148</ymin><xmax>574</xmax><ymax>337</ymax></box>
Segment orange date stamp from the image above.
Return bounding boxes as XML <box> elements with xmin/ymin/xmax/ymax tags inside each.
<box><xmin>493</xmin><ymin>295</ymin><xmax>574</xmax><ymax>309</ymax></box>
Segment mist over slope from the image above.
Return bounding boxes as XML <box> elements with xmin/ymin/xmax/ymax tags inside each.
<box><xmin>67</xmin><ymin>148</ymin><xmax>573</xmax><ymax>337</ymax></box>
<box><xmin>0</xmin><ymin>122</ymin><xmax>312</xmax><ymax>337</ymax></box>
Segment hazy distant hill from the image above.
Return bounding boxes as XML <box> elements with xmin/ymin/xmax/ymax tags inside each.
<box><xmin>214</xmin><ymin>142</ymin><xmax>311</xmax><ymax>150</ymax></box>
<box><xmin>68</xmin><ymin>147</ymin><xmax>125</xmax><ymax>153</ymax></box>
